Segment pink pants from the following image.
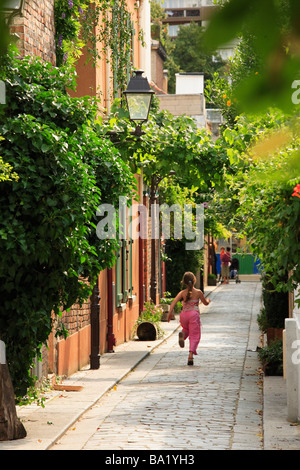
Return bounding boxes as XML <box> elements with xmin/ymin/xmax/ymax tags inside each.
<box><xmin>179</xmin><ymin>309</ymin><xmax>201</xmax><ymax>355</ymax></box>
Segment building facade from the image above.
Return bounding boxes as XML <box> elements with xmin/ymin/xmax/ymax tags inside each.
<box><xmin>53</xmin><ymin>0</ymin><xmax>156</xmax><ymax>377</ymax></box>
<box><xmin>6</xmin><ymin>0</ymin><xmax>159</xmax><ymax>381</ymax></box>
<box><xmin>154</xmin><ymin>0</ymin><xmax>236</xmax><ymax>60</ymax></box>
<box><xmin>154</xmin><ymin>0</ymin><xmax>215</xmax><ymax>38</ymax></box>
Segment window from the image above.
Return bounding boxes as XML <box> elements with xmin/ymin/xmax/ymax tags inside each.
<box><xmin>168</xmin><ymin>9</ymin><xmax>184</xmax><ymax>17</ymax></box>
<box><xmin>115</xmin><ymin>203</ymin><xmax>134</xmax><ymax>308</ymax></box>
<box><xmin>168</xmin><ymin>24</ymin><xmax>180</xmax><ymax>37</ymax></box>
<box><xmin>186</xmin><ymin>9</ymin><xmax>200</xmax><ymax>16</ymax></box>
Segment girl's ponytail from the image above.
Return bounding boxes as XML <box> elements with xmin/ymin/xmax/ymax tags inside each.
<box><xmin>181</xmin><ymin>272</ymin><xmax>196</xmax><ymax>301</ymax></box>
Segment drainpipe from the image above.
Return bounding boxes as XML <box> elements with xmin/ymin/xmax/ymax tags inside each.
<box><xmin>139</xmin><ymin>231</ymin><xmax>144</xmax><ymax>313</ymax></box>
<box><xmin>0</xmin><ymin>338</ymin><xmax>6</xmax><ymax>432</ymax></box>
<box><xmin>150</xmin><ymin>177</ymin><xmax>158</xmax><ymax>304</ymax></box>
<box><xmin>90</xmin><ymin>278</ymin><xmax>100</xmax><ymax>369</ymax></box>
<box><xmin>138</xmin><ymin>168</ymin><xmax>145</xmax><ymax>313</ymax></box>
<box><xmin>107</xmin><ymin>268</ymin><xmax>115</xmax><ymax>352</ymax></box>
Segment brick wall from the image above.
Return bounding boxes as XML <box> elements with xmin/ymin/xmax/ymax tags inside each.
<box><xmin>45</xmin><ymin>299</ymin><xmax>91</xmax><ymax>377</ymax></box>
<box><xmin>61</xmin><ymin>300</ymin><xmax>91</xmax><ymax>336</ymax></box>
<box><xmin>10</xmin><ymin>0</ymin><xmax>56</xmax><ymax>65</ymax></box>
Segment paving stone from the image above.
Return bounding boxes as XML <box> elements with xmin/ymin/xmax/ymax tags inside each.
<box><xmin>53</xmin><ymin>282</ymin><xmax>264</xmax><ymax>450</ymax></box>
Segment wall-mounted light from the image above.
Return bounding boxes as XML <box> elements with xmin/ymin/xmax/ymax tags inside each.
<box><xmin>2</xmin><ymin>0</ymin><xmax>24</xmax><ymax>24</ymax></box>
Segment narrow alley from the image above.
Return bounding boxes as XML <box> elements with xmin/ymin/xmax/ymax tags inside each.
<box><xmin>51</xmin><ymin>281</ymin><xmax>263</xmax><ymax>450</ymax></box>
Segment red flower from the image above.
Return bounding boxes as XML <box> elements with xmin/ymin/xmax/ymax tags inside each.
<box><xmin>294</xmin><ymin>184</ymin><xmax>300</xmax><ymax>192</ymax></box>
<box><xmin>292</xmin><ymin>183</ymin><xmax>300</xmax><ymax>198</ymax></box>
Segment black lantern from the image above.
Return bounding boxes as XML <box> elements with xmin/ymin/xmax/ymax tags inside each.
<box><xmin>123</xmin><ymin>70</ymin><xmax>154</xmax><ymax>136</ymax></box>
<box><xmin>3</xmin><ymin>0</ymin><xmax>24</xmax><ymax>23</ymax></box>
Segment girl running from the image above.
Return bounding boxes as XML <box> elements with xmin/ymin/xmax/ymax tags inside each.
<box><xmin>167</xmin><ymin>272</ymin><xmax>210</xmax><ymax>365</ymax></box>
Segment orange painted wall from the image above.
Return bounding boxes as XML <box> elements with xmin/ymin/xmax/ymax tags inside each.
<box><xmin>57</xmin><ymin>324</ymin><xmax>91</xmax><ymax>377</ymax></box>
<box><xmin>70</xmin><ymin>0</ymin><xmax>142</xmax><ymax>111</ymax></box>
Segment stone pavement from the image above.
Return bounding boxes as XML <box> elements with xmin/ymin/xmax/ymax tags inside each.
<box><xmin>0</xmin><ymin>279</ymin><xmax>300</xmax><ymax>451</ymax></box>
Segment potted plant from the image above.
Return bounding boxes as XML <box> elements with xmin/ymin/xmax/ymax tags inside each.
<box><xmin>258</xmin><ymin>340</ymin><xmax>283</xmax><ymax>376</ymax></box>
<box><xmin>208</xmin><ymin>273</ymin><xmax>217</xmax><ymax>286</ymax></box>
<box><xmin>132</xmin><ymin>301</ymin><xmax>164</xmax><ymax>341</ymax></box>
<box><xmin>159</xmin><ymin>292</ymin><xmax>183</xmax><ymax>321</ymax></box>
<box><xmin>159</xmin><ymin>291</ymin><xmax>172</xmax><ymax>321</ymax></box>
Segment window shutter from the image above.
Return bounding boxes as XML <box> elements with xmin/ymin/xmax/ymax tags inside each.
<box><xmin>116</xmin><ymin>245</ymin><xmax>123</xmax><ymax>307</ymax></box>
<box><xmin>122</xmin><ymin>239</ymin><xmax>128</xmax><ymax>303</ymax></box>
<box><xmin>128</xmin><ymin>238</ymin><xmax>133</xmax><ymax>298</ymax></box>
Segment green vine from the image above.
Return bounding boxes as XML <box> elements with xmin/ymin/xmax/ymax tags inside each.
<box><xmin>54</xmin><ymin>0</ymin><xmax>88</xmax><ymax>67</ymax></box>
<box><xmin>55</xmin><ymin>0</ymin><xmax>143</xmax><ymax>94</ymax></box>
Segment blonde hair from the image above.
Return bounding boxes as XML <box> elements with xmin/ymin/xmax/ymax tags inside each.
<box><xmin>181</xmin><ymin>272</ymin><xmax>196</xmax><ymax>301</ymax></box>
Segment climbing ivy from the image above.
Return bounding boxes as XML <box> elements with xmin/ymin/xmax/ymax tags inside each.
<box><xmin>54</xmin><ymin>0</ymin><xmax>88</xmax><ymax>66</ymax></box>
<box><xmin>55</xmin><ymin>0</ymin><xmax>142</xmax><ymax>94</ymax></box>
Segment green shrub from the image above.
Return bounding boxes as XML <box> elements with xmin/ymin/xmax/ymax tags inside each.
<box><xmin>258</xmin><ymin>340</ymin><xmax>283</xmax><ymax>376</ymax></box>
<box><xmin>262</xmin><ymin>276</ymin><xmax>289</xmax><ymax>329</ymax></box>
<box><xmin>257</xmin><ymin>308</ymin><xmax>268</xmax><ymax>333</ymax></box>
<box><xmin>165</xmin><ymin>239</ymin><xmax>203</xmax><ymax>297</ymax></box>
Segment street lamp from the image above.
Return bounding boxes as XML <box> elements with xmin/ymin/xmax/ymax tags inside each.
<box><xmin>123</xmin><ymin>70</ymin><xmax>154</xmax><ymax>137</ymax></box>
<box><xmin>2</xmin><ymin>0</ymin><xmax>24</xmax><ymax>24</ymax></box>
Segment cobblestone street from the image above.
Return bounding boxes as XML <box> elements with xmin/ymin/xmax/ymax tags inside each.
<box><xmin>52</xmin><ymin>282</ymin><xmax>263</xmax><ymax>451</ymax></box>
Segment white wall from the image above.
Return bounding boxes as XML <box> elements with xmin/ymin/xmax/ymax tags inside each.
<box><xmin>175</xmin><ymin>73</ymin><xmax>204</xmax><ymax>95</ymax></box>
<box><xmin>285</xmin><ymin>288</ymin><xmax>300</xmax><ymax>422</ymax></box>
<box><xmin>139</xmin><ymin>0</ymin><xmax>152</xmax><ymax>82</ymax></box>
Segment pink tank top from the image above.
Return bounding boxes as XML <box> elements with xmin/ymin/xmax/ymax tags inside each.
<box><xmin>182</xmin><ymin>299</ymin><xmax>199</xmax><ymax>312</ymax></box>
